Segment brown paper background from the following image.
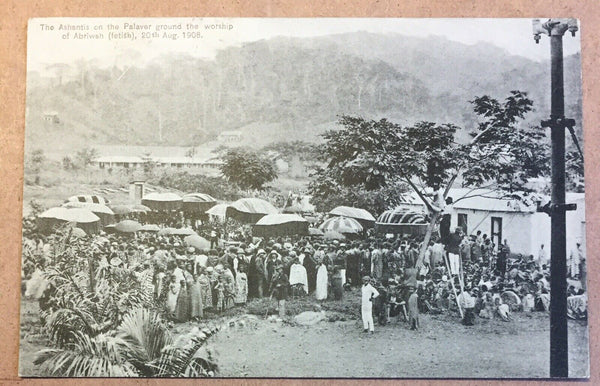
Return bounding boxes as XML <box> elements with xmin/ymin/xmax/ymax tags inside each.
<box><xmin>1</xmin><ymin>1</ymin><xmax>598</xmax><ymax>384</ymax></box>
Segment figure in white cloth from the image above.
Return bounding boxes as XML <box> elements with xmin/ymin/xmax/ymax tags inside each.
<box><xmin>315</xmin><ymin>262</ymin><xmax>328</xmax><ymax>300</ymax></box>
<box><xmin>289</xmin><ymin>258</ymin><xmax>308</xmax><ymax>295</ymax></box>
<box><xmin>361</xmin><ymin>276</ymin><xmax>379</xmax><ymax>333</ymax></box>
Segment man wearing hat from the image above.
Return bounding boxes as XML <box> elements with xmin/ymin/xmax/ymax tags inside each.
<box><xmin>361</xmin><ymin>276</ymin><xmax>379</xmax><ymax>333</ymax></box>
<box><xmin>270</xmin><ymin>264</ymin><xmax>290</xmax><ymax>318</ymax></box>
<box><xmin>253</xmin><ymin>249</ymin><xmax>267</xmax><ymax>298</ymax></box>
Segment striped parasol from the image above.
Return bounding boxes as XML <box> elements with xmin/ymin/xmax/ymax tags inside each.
<box><xmin>319</xmin><ymin>216</ymin><xmax>363</xmax><ymax>234</ymax></box>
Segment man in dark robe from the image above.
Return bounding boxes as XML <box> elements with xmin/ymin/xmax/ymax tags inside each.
<box><xmin>303</xmin><ymin>252</ymin><xmax>317</xmax><ymax>294</ymax></box>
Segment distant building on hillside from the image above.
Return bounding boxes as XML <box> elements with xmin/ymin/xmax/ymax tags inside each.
<box><xmin>217</xmin><ymin>130</ymin><xmax>242</xmax><ymax>143</ymax></box>
<box><xmin>92</xmin><ymin>155</ymin><xmax>223</xmax><ymax>170</ymax></box>
<box><xmin>43</xmin><ymin>111</ymin><xmax>60</xmax><ymax>124</ymax></box>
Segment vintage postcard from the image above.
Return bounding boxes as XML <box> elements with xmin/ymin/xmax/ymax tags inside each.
<box><xmin>20</xmin><ymin>17</ymin><xmax>588</xmax><ymax>378</ymax></box>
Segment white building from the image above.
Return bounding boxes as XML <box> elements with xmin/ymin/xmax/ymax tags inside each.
<box><xmin>92</xmin><ymin>155</ymin><xmax>223</xmax><ymax>170</ymax></box>
<box><xmin>217</xmin><ymin>130</ymin><xmax>242</xmax><ymax>143</ymax></box>
<box><xmin>395</xmin><ymin>188</ymin><xmax>586</xmax><ymax>256</ymax></box>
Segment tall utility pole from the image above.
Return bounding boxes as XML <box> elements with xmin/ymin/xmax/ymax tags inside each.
<box><xmin>533</xmin><ymin>18</ymin><xmax>578</xmax><ymax>378</ymax></box>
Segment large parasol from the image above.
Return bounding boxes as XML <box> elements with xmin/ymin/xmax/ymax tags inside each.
<box><xmin>66</xmin><ymin>194</ymin><xmax>109</xmax><ymax>205</ymax></box>
<box><xmin>374</xmin><ymin>207</ymin><xmax>428</xmax><ymax>236</ymax></box>
<box><xmin>114</xmin><ymin>220</ymin><xmax>142</xmax><ymax>233</ymax></box>
<box><xmin>62</xmin><ymin>202</ymin><xmax>115</xmax><ymax>225</ymax></box>
<box><xmin>139</xmin><ymin>224</ymin><xmax>160</xmax><ymax>232</ymax></box>
<box><xmin>182</xmin><ymin>193</ymin><xmax>218</xmax><ymax>213</ymax></box>
<box><xmin>329</xmin><ymin>206</ymin><xmax>376</xmax><ymax>228</ymax></box>
<box><xmin>183</xmin><ymin>234</ymin><xmax>211</xmax><ymax>250</ymax></box>
<box><xmin>158</xmin><ymin>227</ymin><xmax>197</xmax><ymax>236</ymax></box>
<box><xmin>206</xmin><ymin>203</ymin><xmax>228</xmax><ymax>222</ymax></box>
<box><xmin>319</xmin><ymin>216</ymin><xmax>363</xmax><ymax>235</ymax></box>
<box><xmin>226</xmin><ymin>198</ymin><xmax>279</xmax><ymax>224</ymax></box>
<box><xmin>110</xmin><ymin>204</ymin><xmax>151</xmax><ymax>215</ymax></box>
<box><xmin>38</xmin><ymin>207</ymin><xmax>101</xmax><ymax>234</ymax></box>
<box><xmin>308</xmin><ymin>227</ymin><xmax>324</xmax><ymax>237</ymax></box>
<box><xmin>141</xmin><ymin>192</ymin><xmax>183</xmax><ymax>211</ymax></box>
<box><xmin>323</xmin><ymin>230</ymin><xmax>346</xmax><ymax>240</ymax></box>
<box><xmin>253</xmin><ymin>213</ymin><xmax>309</xmax><ymax>237</ymax></box>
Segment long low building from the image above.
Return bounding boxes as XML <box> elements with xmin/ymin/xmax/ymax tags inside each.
<box><xmin>92</xmin><ymin>155</ymin><xmax>223</xmax><ymax>170</ymax></box>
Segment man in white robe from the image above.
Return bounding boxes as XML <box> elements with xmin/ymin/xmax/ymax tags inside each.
<box><xmin>289</xmin><ymin>259</ymin><xmax>308</xmax><ymax>294</ymax></box>
<box><xmin>315</xmin><ymin>263</ymin><xmax>328</xmax><ymax>300</ymax></box>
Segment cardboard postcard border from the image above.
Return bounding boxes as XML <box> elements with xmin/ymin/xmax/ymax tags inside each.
<box><xmin>1</xmin><ymin>1</ymin><xmax>598</xmax><ymax>384</ymax></box>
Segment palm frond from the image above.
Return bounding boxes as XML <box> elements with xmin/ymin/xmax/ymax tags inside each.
<box><xmin>116</xmin><ymin>308</ymin><xmax>172</xmax><ymax>376</ymax></box>
<box><xmin>154</xmin><ymin>336</ymin><xmax>218</xmax><ymax>377</ymax></box>
<box><xmin>34</xmin><ymin>332</ymin><xmax>138</xmax><ymax>377</ymax></box>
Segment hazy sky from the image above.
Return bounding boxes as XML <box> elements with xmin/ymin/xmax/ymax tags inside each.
<box><xmin>27</xmin><ymin>18</ymin><xmax>581</xmax><ymax>72</ymax></box>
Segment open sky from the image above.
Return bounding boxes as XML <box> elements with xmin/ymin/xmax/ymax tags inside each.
<box><xmin>27</xmin><ymin>18</ymin><xmax>581</xmax><ymax>72</ymax></box>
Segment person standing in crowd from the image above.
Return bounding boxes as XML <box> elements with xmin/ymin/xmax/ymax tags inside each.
<box><xmin>537</xmin><ymin>244</ymin><xmax>547</xmax><ymax>269</ymax></box>
<box><xmin>496</xmin><ymin>240</ymin><xmax>510</xmax><ymax>279</ymax></box>
<box><xmin>209</xmin><ymin>227</ymin><xmax>219</xmax><ymax>249</ymax></box>
<box><xmin>361</xmin><ymin>276</ymin><xmax>379</xmax><ymax>333</ymax></box>
<box><xmin>430</xmin><ymin>239</ymin><xmax>444</xmax><ymax>268</ymax></box>
<box><xmin>407</xmin><ymin>286</ymin><xmax>420</xmax><ymax>330</ymax></box>
<box><xmin>270</xmin><ymin>264</ymin><xmax>289</xmax><ymax>318</ymax></box>
<box><xmin>315</xmin><ymin>261</ymin><xmax>328</xmax><ymax>301</ymax></box>
<box><xmin>303</xmin><ymin>250</ymin><xmax>317</xmax><ymax>294</ymax></box>
<box><xmin>578</xmin><ymin>242</ymin><xmax>586</xmax><ymax>290</ymax></box>
<box><xmin>458</xmin><ymin>287</ymin><xmax>476</xmax><ymax>326</ymax></box>
<box><xmin>198</xmin><ymin>267</ymin><xmax>213</xmax><ymax>312</ymax></box>
<box><xmin>234</xmin><ymin>263</ymin><xmax>248</xmax><ymax>305</ymax></box>
<box><xmin>345</xmin><ymin>242</ymin><xmax>361</xmax><ymax>286</ymax></box>
<box><xmin>331</xmin><ymin>266</ymin><xmax>344</xmax><ymax>300</ymax></box>
<box><xmin>371</xmin><ymin>243</ymin><xmax>383</xmax><ymax>280</ymax></box>
<box><xmin>214</xmin><ymin>276</ymin><xmax>225</xmax><ymax>313</ymax></box>
<box><xmin>471</xmin><ymin>234</ymin><xmax>482</xmax><ymax>264</ymax></box>
<box><xmin>166</xmin><ymin>274</ymin><xmax>179</xmax><ymax>317</ymax></box>
<box><xmin>189</xmin><ymin>269</ymin><xmax>203</xmax><ymax>321</ymax></box>
<box><xmin>568</xmin><ymin>242</ymin><xmax>581</xmax><ymax>280</ymax></box>
<box><xmin>360</xmin><ymin>243</ymin><xmax>372</xmax><ymax>277</ymax></box>
<box><xmin>174</xmin><ymin>279</ymin><xmax>190</xmax><ymax>322</ymax></box>
<box><xmin>459</xmin><ymin>235</ymin><xmax>471</xmax><ymax>265</ymax></box>
<box><xmin>254</xmin><ymin>249</ymin><xmax>267</xmax><ymax>298</ymax></box>
<box><xmin>289</xmin><ymin>257</ymin><xmax>308</xmax><ymax>295</ymax></box>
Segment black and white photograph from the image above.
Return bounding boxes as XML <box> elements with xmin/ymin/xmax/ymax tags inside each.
<box><xmin>19</xmin><ymin>17</ymin><xmax>588</xmax><ymax>378</ymax></box>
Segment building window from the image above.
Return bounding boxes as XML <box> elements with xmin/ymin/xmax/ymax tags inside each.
<box><xmin>491</xmin><ymin>217</ymin><xmax>502</xmax><ymax>249</ymax></box>
<box><xmin>458</xmin><ymin>213</ymin><xmax>468</xmax><ymax>234</ymax></box>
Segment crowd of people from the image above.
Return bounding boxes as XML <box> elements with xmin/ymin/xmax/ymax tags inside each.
<box><xmin>22</xmin><ymin>211</ymin><xmax>587</xmax><ymax>331</ymax></box>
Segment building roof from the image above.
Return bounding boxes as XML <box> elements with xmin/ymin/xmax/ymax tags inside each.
<box><xmin>93</xmin><ymin>155</ymin><xmax>223</xmax><ymax>165</ymax></box>
<box><xmin>397</xmin><ymin>188</ymin><xmax>583</xmax><ymax>214</ymax></box>
<box><xmin>94</xmin><ymin>156</ymin><xmax>145</xmax><ymax>163</ymax></box>
<box><xmin>218</xmin><ymin>130</ymin><xmax>242</xmax><ymax>136</ymax></box>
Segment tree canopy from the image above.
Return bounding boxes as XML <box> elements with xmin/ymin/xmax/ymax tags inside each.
<box><xmin>309</xmin><ymin>91</ymin><xmax>550</xmax><ymax>260</ymax></box>
<box><xmin>220</xmin><ymin>148</ymin><xmax>278</xmax><ymax>190</ymax></box>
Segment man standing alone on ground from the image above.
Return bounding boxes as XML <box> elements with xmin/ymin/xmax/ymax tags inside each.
<box><xmin>361</xmin><ymin>276</ymin><xmax>379</xmax><ymax>333</ymax></box>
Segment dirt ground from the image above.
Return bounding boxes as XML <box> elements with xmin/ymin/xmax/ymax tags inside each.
<box><xmin>208</xmin><ymin>289</ymin><xmax>589</xmax><ymax>379</ymax></box>
<box><xmin>19</xmin><ymin>291</ymin><xmax>589</xmax><ymax>379</ymax></box>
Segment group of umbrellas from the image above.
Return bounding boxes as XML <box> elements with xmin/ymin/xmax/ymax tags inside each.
<box><xmin>37</xmin><ymin>190</ymin><xmax>390</xmax><ymax>241</ymax></box>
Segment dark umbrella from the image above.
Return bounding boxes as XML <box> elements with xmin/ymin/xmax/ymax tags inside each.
<box><xmin>253</xmin><ymin>214</ymin><xmax>309</xmax><ymax>237</ymax></box>
<box><xmin>226</xmin><ymin>198</ymin><xmax>278</xmax><ymax>224</ymax></box>
<box><xmin>182</xmin><ymin>193</ymin><xmax>217</xmax><ymax>213</ymax></box>
<box><xmin>141</xmin><ymin>192</ymin><xmax>182</xmax><ymax>211</ymax></box>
